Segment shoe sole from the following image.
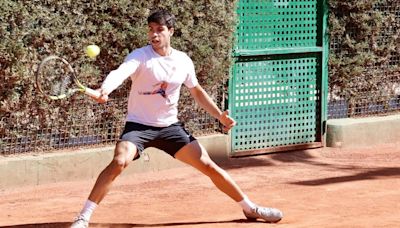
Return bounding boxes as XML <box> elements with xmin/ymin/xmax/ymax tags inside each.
<box><xmin>244</xmin><ymin>214</ymin><xmax>282</xmax><ymax>223</ymax></box>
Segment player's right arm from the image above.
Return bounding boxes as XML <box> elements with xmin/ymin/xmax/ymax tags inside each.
<box><xmin>95</xmin><ymin>51</ymin><xmax>143</xmax><ymax>103</ymax></box>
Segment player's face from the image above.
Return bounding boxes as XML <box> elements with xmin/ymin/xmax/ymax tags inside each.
<box><xmin>148</xmin><ymin>22</ymin><xmax>173</xmax><ymax>53</ymax></box>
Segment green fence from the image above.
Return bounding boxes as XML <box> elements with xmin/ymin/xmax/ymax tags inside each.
<box><xmin>229</xmin><ymin>0</ymin><xmax>328</xmax><ymax>156</ymax></box>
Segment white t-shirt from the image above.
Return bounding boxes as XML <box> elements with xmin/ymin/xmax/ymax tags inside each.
<box><xmin>101</xmin><ymin>45</ymin><xmax>199</xmax><ymax>127</ymax></box>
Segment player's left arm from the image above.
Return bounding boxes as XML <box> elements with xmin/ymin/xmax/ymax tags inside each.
<box><xmin>189</xmin><ymin>85</ymin><xmax>236</xmax><ymax>132</ymax></box>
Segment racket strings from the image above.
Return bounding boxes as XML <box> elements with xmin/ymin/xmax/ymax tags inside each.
<box><xmin>40</xmin><ymin>59</ymin><xmax>75</xmax><ymax>97</ymax></box>
<box><xmin>53</xmin><ymin>74</ymin><xmax>72</xmax><ymax>96</ymax></box>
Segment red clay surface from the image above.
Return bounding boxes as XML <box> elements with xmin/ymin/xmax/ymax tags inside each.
<box><xmin>0</xmin><ymin>144</ymin><xmax>399</xmax><ymax>228</ymax></box>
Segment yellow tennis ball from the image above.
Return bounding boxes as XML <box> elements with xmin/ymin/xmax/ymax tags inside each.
<box><xmin>86</xmin><ymin>45</ymin><xmax>100</xmax><ymax>58</ymax></box>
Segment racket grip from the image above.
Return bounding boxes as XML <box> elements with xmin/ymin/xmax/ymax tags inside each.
<box><xmin>85</xmin><ymin>87</ymin><xmax>101</xmax><ymax>99</ymax></box>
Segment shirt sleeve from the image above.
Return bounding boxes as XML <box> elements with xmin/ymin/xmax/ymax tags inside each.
<box><xmin>183</xmin><ymin>56</ymin><xmax>199</xmax><ymax>89</ymax></box>
<box><xmin>101</xmin><ymin>50</ymin><xmax>143</xmax><ymax>94</ymax></box>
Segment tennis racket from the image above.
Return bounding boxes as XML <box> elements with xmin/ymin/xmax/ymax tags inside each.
<box><xmin>36</xmin><ymin>55</ymin><xmax>101</xmax><ymax>100</ymax></box>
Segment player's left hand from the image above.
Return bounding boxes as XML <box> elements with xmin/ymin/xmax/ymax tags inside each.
<box><xmin>218</xmin><ymin>110</ymin><xmax>236</xmax><ymax>132</ymax></box>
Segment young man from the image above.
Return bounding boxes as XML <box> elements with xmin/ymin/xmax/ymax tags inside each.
<box><xmin>71</xmin><ymin>9</ymin><xmax>283</xmax><ymax>228</ymax></box>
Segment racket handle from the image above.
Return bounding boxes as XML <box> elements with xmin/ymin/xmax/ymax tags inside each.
<box><xmin>85</xmin><ymin>87</ymin><xmax>101</xmax><ymax>99</ymax></box>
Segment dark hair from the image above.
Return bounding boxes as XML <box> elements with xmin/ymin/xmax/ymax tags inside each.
<box><xmin>147</xmin><ymin>9</ymin><xmax>176</xmax><ymax>29</ymax></box>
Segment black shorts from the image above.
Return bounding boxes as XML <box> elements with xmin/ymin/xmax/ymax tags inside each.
<box><xmin>119</xmin><ymin>121</ymin><xmax>197</xmax><ymax>158</ymax></box>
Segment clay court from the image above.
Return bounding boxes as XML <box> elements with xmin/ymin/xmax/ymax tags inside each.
<box><xmin>1</xmin><ymin>143</ymin><xmax>399</xmax><ymax>228</ymax></box>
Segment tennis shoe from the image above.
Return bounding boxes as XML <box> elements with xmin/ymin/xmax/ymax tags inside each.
<box><xmin>243</xmin><ymin>206</ymin><xmax>283</xmax><ymax>223</ymax></box>
<box><xmin>70</xmin><ymin>215</ymin><xmax>89</xmax><ymax>228</ymax></box>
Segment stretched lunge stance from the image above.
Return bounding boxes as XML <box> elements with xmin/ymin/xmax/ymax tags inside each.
<box><xmin>71</xmin><ymin>9</ymin><xmax>283</xmax><ymax>228</ymax></box>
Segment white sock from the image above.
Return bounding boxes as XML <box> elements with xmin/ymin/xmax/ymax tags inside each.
<box><xmin>79</xmin><ymin>200</ymin><xmax>98</xmax><ymax>221</ymax></box>
<box><xmin>238</xmin><ymin>196</ymin><xmax>256</xmax><ymax>213</ymax></box>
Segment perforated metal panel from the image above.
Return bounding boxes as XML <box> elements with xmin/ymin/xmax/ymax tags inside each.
<box><xmin>235</xmin><ymin>0</ymin><xmax>318</xmax><ymax>51</ymax></box>
<box><xmin>230</xmin><ymin>0</ymin><xmax>328</xmax><ymax>156</ymax></box>
<box><xmin>231</xmin><ymin>55</ymin><xmax>320</xmax><ymax>152</ymax></box>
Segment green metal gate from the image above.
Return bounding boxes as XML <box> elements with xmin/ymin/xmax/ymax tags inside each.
<box><xmin>229</xmin><ymin>0</ymin><xmax>328</xmax><ymax>156</ymax></box>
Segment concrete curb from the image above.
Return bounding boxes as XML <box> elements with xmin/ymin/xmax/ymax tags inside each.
<box><xmin>0</xmin><ymin>134</ymin><xmax>229</xmax><ymax>189</ymax></box>
<box><xmin>326</xmin><ymin>114</ymin><xmax>400</xmax><ymax>148</ymax></box>
<box><xmin>3</xmin><ymin>114</ymin><xmax>400</xmax><ymax>189</ymax></box>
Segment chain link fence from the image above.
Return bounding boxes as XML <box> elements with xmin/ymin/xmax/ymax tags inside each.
<box><xmin>0</xmin><ymin>80</ymin><xmax>224</xmax><ymax>155</ymax></box>
<box><xmin>0</xmin><ymin>0</ymin><xmax>234</xmax><ymax>155</ymax></box>
<box><xmin>328</xmin><ymin>1</ymin><xmax>400</xmax><ymax>118</ymax></box>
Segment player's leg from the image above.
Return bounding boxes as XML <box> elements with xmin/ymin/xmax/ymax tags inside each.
<box><xmin>71</xmin><ymin>141</ymin><xmax>138</xmax><ymax>228</ymax></box>
<box><xmin>175</xmin><ymin>140</ymin><xmax>244</xmax><ymax>201</ymax></box>
<box><xmin>174</xmin><ymin>140</ymin><xmax>283</xmax><ymax>223</ymax></box>
<box><xmin>88</xmin><ymin>141</ymin><xmax>138</xmax><ymax>203</ymax></box>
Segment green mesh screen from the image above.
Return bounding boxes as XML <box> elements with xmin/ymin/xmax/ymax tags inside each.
<box><xmin>235</xmin><ymin>0</ymin><xmax>318</xmax><ymax>51</ymax></box>
<box><xmin>230</xmin><ymin>54</ymin><xmax>321</xmax><ymax>152</ymax></box>
<box><xmin>230</xmin><ymin>0</ymin><xmax>325</xmax><ymax>155</ymax></box>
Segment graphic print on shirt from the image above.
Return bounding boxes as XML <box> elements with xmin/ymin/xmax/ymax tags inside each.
<box><xmin>139</xmin><ymin>62</ymin><xmax>176</xmax><ymax>103</ymax></box>
<box><xmin>139</xmin><ymin>81</ymin><xmax>170</xmax><ymax>102</ymax></box>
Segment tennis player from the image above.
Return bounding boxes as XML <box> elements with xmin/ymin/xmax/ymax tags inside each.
<box><xmin>71</xmin><ymin>9</ymin><xmax>283</xmax><ymax>228</ymax></box>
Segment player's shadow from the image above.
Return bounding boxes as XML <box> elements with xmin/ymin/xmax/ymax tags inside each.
<box><xmin>218</xmin><ymin>149</ymin><xmax>331</xmax><ymax>170</ymax></box>
<box><xmin>289</xmin><ymin>167</ymin><xmax>400</xmax><ymax>186</ymax></box>
<box><xmin>3</xmin><ymin>219</ymin><xmax>267</xmax><ymax>228</ymax></box>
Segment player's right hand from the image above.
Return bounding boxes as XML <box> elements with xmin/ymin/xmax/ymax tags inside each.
<box><xmin>95</xmin><ymin>88</ymin><xmax>109</xmax><ymax>103</ymax></box>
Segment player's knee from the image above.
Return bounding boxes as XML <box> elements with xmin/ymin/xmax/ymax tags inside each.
<box><xmin>110</xmin><ymin>141</ymin><xmax>135</xmax><ymax>174</ymax></box>
<box><xmin>109</xmin><ymin>158</ymin><xmax>127</xmax><ymax>174</ymax></box>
